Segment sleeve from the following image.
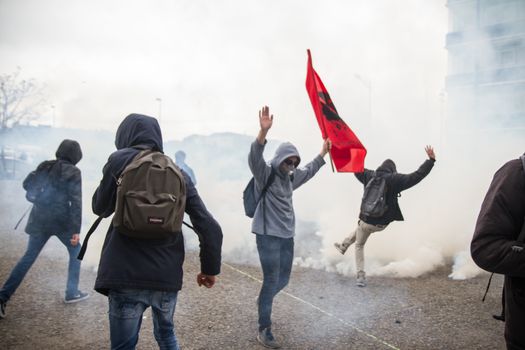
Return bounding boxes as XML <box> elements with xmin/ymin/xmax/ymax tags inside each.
<box><xmin>471</xmin><ymin>162</ymin><xmax>525</xmax><ymax>277</ymax></box>
<box><xmin>354</xmin><ymin>168</ymin><xmax>373</xmax><ymax>185</ymax></box>
<box><xmin>248</xmin><ymin>140</ymin><xmax>272</xmax><ymax>186</ymax></box>
<box><xmin>393</xmin><ymin>159</ymin><xmax>435</xmax><ymax>192</ymax></box>
<box><xmin>184</xmin><ymin>177</ymin><xmax>223</xmax><ymax>276</ymax></box>
<box><xmin>92</xmin><ymin>154</ymin><xmax>121</xmax><ymax>218</ymax></box>
<box><xmin>68</xmin><ymin>167</ymin><xmax>82</xmax><ymax>233</ymax></box>
<box><xmin>292</xmin><ymin>155</ymin><xmax>326</xmax><ymax>190</ymax></box>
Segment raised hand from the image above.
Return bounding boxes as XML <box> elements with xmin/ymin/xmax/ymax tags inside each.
<box><xmin>259</xmin><ymin>105</ymin><xmax>273</xmax><ymax>132</ymax></box>
<box><xmin>425</xmin><ymin>145</ymin><xmax>436</xmax><ymax>161</ymax></box>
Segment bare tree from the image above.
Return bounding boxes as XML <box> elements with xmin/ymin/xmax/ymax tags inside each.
<box><xmin>0</xmin><ymin>67</ymin><xmax>45</xmax><ymax>130</ymax></box>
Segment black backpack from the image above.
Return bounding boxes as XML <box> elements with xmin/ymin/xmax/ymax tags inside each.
<box><xmin>243</xmin><ymin>168</ymin><xmax>276</xmax><ymax>218</ymax></box>
<box><xmin>23</xmin><ymin>160</ymin><xmax>58</xmax><ymax>205</ymax></box>
<box><xmin>360</xmin><ymin>172</ymin><xmax>388</xmax><ymax>218</ymax></box>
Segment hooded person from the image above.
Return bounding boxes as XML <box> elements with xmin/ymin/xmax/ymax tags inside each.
<box><xmin>248</xmin><ymin>106</ymin><xmax>331</xmax><ymax>349</ymax></box>
<box><xmin>0</xmin><ymin>139</ymin><xmax>87</xmax><ymax>320</ymax></box>
<box><xmin>91</xmin><ymin>113</ymin><xmax>222</xmax><ymax>349</ymax></box>
<box><xmin>334</xmin><ymin>147</ymin><xmax>436</xmax><ymax>287</ymax></box>
<box><xmin>174</xmin><ymin>150</ymin><xmax>197</xmax><ymax>186</ymax></box>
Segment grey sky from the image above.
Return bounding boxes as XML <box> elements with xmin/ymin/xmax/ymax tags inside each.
<box><xmin>0</xmin><ymin>0</ymin><xmax>447</xmax><ymax>144</ymax></box>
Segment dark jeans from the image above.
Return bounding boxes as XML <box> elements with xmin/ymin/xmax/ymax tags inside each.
<box><xmin>0</xmin><ymin>232</ymin><xmax>81</xmax><ymax>302</ymax></box>
<box><xmin>108</xmin><ymin>289</ymin><xmax>179</xmax><ymax>350</ymax></box>
<box><xmin>256</xmin><ymin>234</ymin><xmax>294</xmax><ymax>330</ymax></box>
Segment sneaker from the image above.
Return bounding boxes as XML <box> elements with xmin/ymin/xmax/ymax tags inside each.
<box><xmin>257</xmin><ymin>327</ymin><xmax>281</xmax><ymax>349</ymax></box>
<box><xmin>356</xmin><ymin>271</ymin><xmax>367</xmax><ymax>287</ymax></box>
<box><xmin>334</xmin><ymin>243</ymin><xmax>346</xmax><ymax>255</ymax></box>
<box><xmin>0</xmin><ymin>300</ymin><xmax>6</xmax><ymax>319</ymax></box>
<box><xmin>64</xmin><ymin>291</ymin><xmax>90</xmax><ymax>304</ymax></box>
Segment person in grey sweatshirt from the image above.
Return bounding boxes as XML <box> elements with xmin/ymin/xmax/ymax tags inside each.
<box><xmin>249</xmin><ymin>105</ymin><xmax>331</xmax><ymax>349</ymax></box>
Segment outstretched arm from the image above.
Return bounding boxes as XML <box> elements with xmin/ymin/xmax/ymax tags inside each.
<box><xmin>394</xmin><ymin>146</ymin><xmax>436</xmax><ymax>192</ymax></box>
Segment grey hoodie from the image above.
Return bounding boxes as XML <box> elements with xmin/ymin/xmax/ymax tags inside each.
<box><xmin>248</xmin><ymin>140</ymin><xmax>326</xmax><ymax>238</ymax></box>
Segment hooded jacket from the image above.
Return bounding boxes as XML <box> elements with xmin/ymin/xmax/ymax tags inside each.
<box><xmin>24</xmin><ymin>139</ymin><xmax>82</xmax><ymax>236</ymax></box>
<box><xmin>471</xmin><ymin>157</ymin><xmax>525</xmax><ymax>349</ymax></box>
<box><xmin>92</xmin><ymin>114</ymin><xmax>222</xmax><ymax>295</ymax></box>
<box><xmin>248</xmin><ymin>140</ymin><xmax>325</xmax><ymax>238</ymax></box>
<box><xmin>355</xmin><ymin>157</ymin><xmax>435</xmax><ymax>225</ymax></box>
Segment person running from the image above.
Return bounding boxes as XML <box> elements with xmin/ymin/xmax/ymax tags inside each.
<box><xmin>249</xmin><ymin>105</ymin><xmax>331</xmax><ymax>348</ymax></box>
<box><xmin>334</xmin><ymin>146</ymin><xmax>436</xmax><ymax>287</ymax></box>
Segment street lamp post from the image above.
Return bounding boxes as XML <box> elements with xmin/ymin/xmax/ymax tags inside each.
<box><xmin>51</xmin><ymin>105</ymin><xmax>56</xmax><ymax>127</ymax></box>
<box><xmin>156</xmin><ymin>98</ymin><xmax>162</xmax><ymax>123</ymax></box>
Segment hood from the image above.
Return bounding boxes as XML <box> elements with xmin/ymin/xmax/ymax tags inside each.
<box><xmin>376</xmin><ymin>159</ymin><xmax>396</xmax><ymax>174</ymax></box>
<box><xmin>115</xmin><ymin>113</ymin><xmax>163</xmax><ymax>152</ymax></box>
<box><xmin>270</xmin><ymin>142</ymin><xmax>301</xmax><ymax>175</ymax></box>
<box><xmin>55</xmin><ymin>139</ymin><xmax>82</xmax><ymax>165</ymax></box>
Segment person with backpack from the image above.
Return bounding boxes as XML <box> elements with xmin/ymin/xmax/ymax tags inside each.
<box><xmin>0</xmin><ymin>139</ymin><xmax>88</xmax><ymax>319</ymax></box>
<box><xmin>91</xmin><ymin>113</ymin><xmax>222</xmax><ymax>349</ymax></box>
<box><xmin>249</xmin><ymin>106</ymin><xmax>331</xmax><ymax>349</ymax></box>
<box><xmin>334</xmin><ymin>146</ymin><xmax>435</xmax><ymax>287</ymax></box>
<box><xmin>471</xmin><ymin>155</ymin><xmax>525</xmax><ymax>350</ymax></box>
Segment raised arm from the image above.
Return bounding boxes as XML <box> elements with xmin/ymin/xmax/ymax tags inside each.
<box><xmin>249</xmin><ymin>106</ymin><xmax>274</xmax><ymax>185</ymax></box>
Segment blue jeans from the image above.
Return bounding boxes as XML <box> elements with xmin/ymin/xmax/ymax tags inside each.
<box><xmin>0</xmin><ymin>232</ymin><xmax>81</xmax><ymax>302</ymax></box>
<box><xmin>256</xmin><ymin>234</ymin><xmax>294</xmax><ymax>330</ymax></box>
<box><xmin>108</xmin><ymin>289</ymin><xmax>179</xmax><ymax>350</ymax></box>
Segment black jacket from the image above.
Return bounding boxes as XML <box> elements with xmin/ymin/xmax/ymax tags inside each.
<box><xmin>24</xmin><ymin>139</ymin><xmax>82</xmax><ymax>236</ymax></box>
<box><xmin>92</xmin><ymin>114</ymin><xmax>222</xmax><ymax>296</ymax></box>
<box><xmin>355</xmin><ymin>158</ymin><xmax>435</xmax><ymax>225</ymax></box>
<box><xmin>471</xmin><ymin>158</ymin><xmax>525</xmax><ymax>349</ymax></box>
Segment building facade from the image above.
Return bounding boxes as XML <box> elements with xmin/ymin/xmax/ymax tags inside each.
<box><xmin>446</xmin><ymin>0</ymin><xmax>525</xmax><ymax>133</ymax></box>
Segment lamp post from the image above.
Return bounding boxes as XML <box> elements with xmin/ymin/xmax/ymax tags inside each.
<box><xmin>155</xmin><ymin>98</ymin><xmax>162</xmax><ymax>123</ymax></box>
<box><xmin>51</xmin><ymin>105</ymin><xmax>56</xmax><ymax>127</ymax></box>
<box><xmin>354</xmin><ymin>74</ymin><xmax>372</xmax><ymax>127</ymax></box>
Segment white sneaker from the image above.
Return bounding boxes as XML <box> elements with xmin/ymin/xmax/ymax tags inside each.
<box><xmin>356</xmin><ymin>271</ymin><xmax>367</xmax><ymax>287</ymax></box>
<box><xmin>334</xmin><ymin>243</ymin><xmax>346</xmax><ymax>255</ymax></box>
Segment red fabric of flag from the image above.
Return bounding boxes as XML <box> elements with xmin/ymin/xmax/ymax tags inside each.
<box><xmin>305</xmin><ymin>49</ymin><xmax>367</xmax><ymax>173</ymax></box>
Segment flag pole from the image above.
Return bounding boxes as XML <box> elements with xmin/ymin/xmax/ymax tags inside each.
<box><xmin>308</xmin><ymin>49</ymin><xmax>335</xmax><ymax>173</ymax></box>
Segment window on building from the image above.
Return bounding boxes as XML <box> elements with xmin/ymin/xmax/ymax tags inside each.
<box><xmin>480</xmin><ymin>0</ymin><xmax>520</xmax><ymax>26</ymax></box>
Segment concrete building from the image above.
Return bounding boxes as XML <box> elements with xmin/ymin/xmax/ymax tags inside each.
<box><xmin>446</xmin><ymin>0</ymin><xmax>525</xmax><ymax>134</ymax></box>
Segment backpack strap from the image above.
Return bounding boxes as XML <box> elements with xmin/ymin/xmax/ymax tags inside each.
<box><xmin>77</xmin><ymin>216</ymin><xmax>103</xmax><ymax>260</ymax></box>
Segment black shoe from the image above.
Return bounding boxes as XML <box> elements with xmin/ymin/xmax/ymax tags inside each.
<box><xmin>0</xmin><ymin>300</ymin><xmax>6</xmax><ymax>319</ymax></box>
<box><xmin>492</xmin><ymin>314</ymin><xmax>505</xmax><ymax>322</ymax></box>
<box><xmin>64</xmin><ymin>291</ymin><xmax>90</xmax><ymax>304</ymax></box>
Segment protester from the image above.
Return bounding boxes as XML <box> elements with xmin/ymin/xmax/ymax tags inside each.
<box><xmin>91</xmin><ymin>113</ymin><xmax>222</xmax><ymax>349</ymax></box>
<box><xmin>175</xmin><ymin>150</ymin><xmax>197</xmax><ymax>186</ymax></box>
<box><xmin>0</xmin><ymin>139</ymin><xmax>88</xmax><ymax>319</ymax></box>
<box><xmin>249</xmin><ymin>105</ymin><xmax>331</xmax><ymax>349</ymax></box>
<box><xmin>334</xmin><ymin>146</ymin><xmax>436</xmax><ymax>287</ymax></box>
<box><xmin>471</xmin><ymin>155</ymin><xmax>525</xmax><ymax>350</ymax></box>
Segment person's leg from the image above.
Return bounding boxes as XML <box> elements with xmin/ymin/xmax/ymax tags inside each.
<box><xmin>151</xmin><ymin>290</ymin><xmax>179</xmax><ymax>350</ymax></box>
<box><xmin>256</xmin><ymin>234</ymin><xmax>282</xmax><ymax>331</ymax></box>
<box><xmin>0</xmin><ymin>232</ymin><xmax>49</xmax><ymax>302</ymax></box>
<box><xmin>108</xmin><ymin>289</ymin><xmax>148</xmax><ymax>350</ymax></box>
<box><xmin>276</xmin><ymin>237</ymin><xmax>294</xmax><ymax>294</ymax></box>
<box><xmin>55</xmin><ymin>234</ymin><xmax>82</xmax><ymax>298</ymax></box>
<box><xmin>355</xmin><ymin>222</ymin><xmax>386</xmax><ymax>273</ymax></box>
<box><xmin>335</xmin><ymin>222</ymin><xmax>358</xmax><ymax>254</ymax></box>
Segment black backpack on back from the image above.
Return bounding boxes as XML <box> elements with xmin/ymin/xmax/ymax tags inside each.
<box><xmin>360</xmin><ymin>172</ymin><xmax>388</xmax><ymax>218</ymax></box>
<box><xmin>23</xmin><ymin>160</ymin><xmax>58</xmax><ymax>205</ymax></box>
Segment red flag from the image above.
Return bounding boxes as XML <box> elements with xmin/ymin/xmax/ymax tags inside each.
<box><xmin>305</xmin><ymin>49</ymin><xmax>367</xmax><ymax>172</ymax></box>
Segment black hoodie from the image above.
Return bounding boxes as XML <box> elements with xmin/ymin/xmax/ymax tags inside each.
<box><xmin>355</xmin><ymin>158</ymin><xmax>435</xmax><ymax>225</ymax></box>
<box><xmin>23</xmin><ymin>139</ymin><xmax>83</xmax><ymax>235</ymax></box>
<box><xmin>92</xmin><ymin>114</ymin><xmax>222</xmax><ymax>295</ymax></box>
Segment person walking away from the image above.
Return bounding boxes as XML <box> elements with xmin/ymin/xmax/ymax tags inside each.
<box><xmin>249</xmin><ymin>105</ymin><xmax>331</xmax><ymax>348</ymax></box>
<box><xmin>334</xmin><ymin>146</ymin><xmax>436</xmax><ymax>287</ymax></box>
<box><xmin>0</xmin><ymin>139</ymin><xmax>88</xmax><ymax>319</ymax></box>
<box><xmin>471</xmin><ymin>154</ymin><xmax>525</xmax><ymax>350</ymax></box>
<box><xmin>175</xmin><ymin>150</ymin><xmax>197</xmax><ymax>186</ymax></box>
<box><xmin>92</xmin><ymin>114</ymin><xmax>222</xmax><ymax>349</ymax></box>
